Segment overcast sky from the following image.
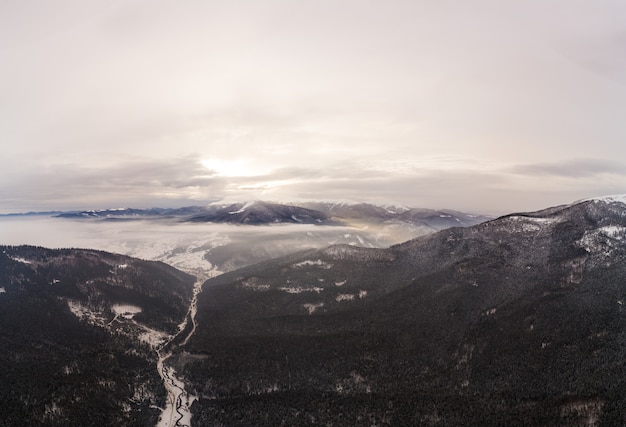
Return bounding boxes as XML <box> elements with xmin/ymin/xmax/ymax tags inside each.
<box><xmin>2</xmin><ymin>0</ymin><xmax>625</xmax><ymax>214</ymax></box>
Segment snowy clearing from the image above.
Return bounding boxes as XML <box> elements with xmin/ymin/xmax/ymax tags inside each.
<box><xmin>111</xmin><ymin>304</ymin><xmax>143</xmax><ymax>319</ymax></box>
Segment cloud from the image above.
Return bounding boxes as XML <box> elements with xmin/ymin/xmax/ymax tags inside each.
<box><xmin>0</xmin><ymin>156</ymin><xmax>225</xmax><ymax>212</ymax></box>
<box><xmin>510</xmin><ymin>159</ymin><xmax>626</xmax><ymax>178</ymax></box>
<box><xmin>3</xmin><ymin>153</ymin><xmax>626</xmax><ymax>215</ymax></box>
<box><xmin>2</xmin><ymin>1</ymin><xmax>626</xmax><ymax>214</ymax></box>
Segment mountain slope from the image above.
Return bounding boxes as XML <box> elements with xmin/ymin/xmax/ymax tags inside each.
<box><xmin>301</xmin><ymin>201</ymin><xmax>492</xmax><ymax>231</ymax></box>
<box><xmin>0</xmin><ymin>246</ymin><xmax>195</xmax><ymax>426</ymax></box>
<box><xmin>175</xmin><ymin>197</ymin><xmax>626</xmax><ymax>426</ymax></box>
<box><xmin>185</xmin><ymin>201</ymin><xmax>334</xmax><ymax>225</ymax></box>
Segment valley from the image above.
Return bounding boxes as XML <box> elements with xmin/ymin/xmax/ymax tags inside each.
<box><xmin>2</xmin><ymin>197</ymin><xmax>626</xmax><ymax>425</ymax></box>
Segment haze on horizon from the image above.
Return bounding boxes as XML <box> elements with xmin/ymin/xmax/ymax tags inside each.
<box><xmin>1</xmin><ymin>0</ymin><xmax>625</xmax><ymax>215</ymax></box>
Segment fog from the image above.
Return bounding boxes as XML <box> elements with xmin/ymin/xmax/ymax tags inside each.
<box><xmin>0</xmin><ymin>216</ymin><xmax>420</xmax><ymax>277</ymax></box>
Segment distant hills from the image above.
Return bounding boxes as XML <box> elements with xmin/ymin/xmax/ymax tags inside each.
<box><xmin>173</xmin><ymin>196</ymin><xmax>626</xmax><ymax>425</ymax></box>
<box><xmin>47</xmin><ymin>200</ymin><xmax>492</xmax><ymax>230</ymax></box>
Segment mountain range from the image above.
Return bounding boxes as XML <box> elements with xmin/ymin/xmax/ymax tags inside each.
<box><xmin>2</xmin><ymin>196</ymin><xmax>626</xmax><ymax>425</ymax></box>
<box><xmin>49</xmin><ymin>200</ymin><xmax>492</xmax><ymax>231</ymax></box>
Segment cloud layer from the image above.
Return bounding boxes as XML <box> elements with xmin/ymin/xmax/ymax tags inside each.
<box><xmin>2</xmin><ymin>1</ymin><xmax>626</xmax><ymax>214</ymax></box>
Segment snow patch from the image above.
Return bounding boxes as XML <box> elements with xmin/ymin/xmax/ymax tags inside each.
<box><xmin>67</xmin><ymin>300</ymin><xmax>106</xmax><ymax>325</ymax></box>
<box><xmin>578</xmin><ymin>225</ymin><xmax>626</xmax><ymax>255</ymax></box>
<box><xmin>279</xmin><ymin>286</ymin><xmax>324</xmax><ymax>294</ymax></box>
<box><xmin>112</xmin><ymin>304</ymin><xmax>142</xmax><ymax>319</ymax></box>
<box><xmin>293</xmin><ymin>259</ymin><xmax>333</xmax><ymax>269</ymax></box>
<box><xmin>0</xmin><ymin>287</ymin><xmax>5</xmax><ymax>294</ymax></box>
<box><xmin>589</xmin><ymin>194</ymin><xmax>626</xmax><ymax>205</ymax></box>
<box><xmin>138</xmin><ymin>326</ymin><xmax>169</xmax><ymax>348</ymax></box>
<box><xmin>507</xmin><ymin>216</ymin><xmax>559</xmax><ymax>232</ymax></box>
<box><xmin>336</xmin><ymin>294</ymin><xmax>355</xmax><ymax>302</ymax></box>
<box><xmin>228</xmin><ymin>201</ymin><xmax>254</xmax><ymax>214</ymax></box>
<box><xmin>303</xmin><ymin>302</ymin><xmax>324</xmax><ymax>314</ymax></box>
<box><xmin>10</xmin><ymin>256</ymin><xmax>32</xmax><ymax>264</ymax></box>
<box><xmin>240</xmin><ymin>278</ymin><xmax>270</xmax><ymax>291</ymax></box>
<box><xmin>335</xmin><ymin>280</ymin><xmax>347</xmax><ymax>287</ymax></box>
<box><xmin>598</xmin><ymin>225</ymin><xmax>626</xmax><ymax>239</ymax></box>
<box><xmin>117</xmin><ymin>264</ymin><xmax>129</xmax><ymax>269</ymax></box>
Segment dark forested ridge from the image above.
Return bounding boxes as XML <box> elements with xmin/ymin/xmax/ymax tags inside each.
<box><xmin>0</xmin><ymin>246</ymin><xmax>195</xmax><ymax>426</ymax></box>
<box><xmin>173</xmin><ymin>197</ymin><xmax>626</xmax><ymax>426</ymax></box>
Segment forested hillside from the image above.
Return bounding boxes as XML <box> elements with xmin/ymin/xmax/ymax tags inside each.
<box><xmin>174</xmin><ymin>197</ymin><xmax>626</xmax><ymax>426</ymax></box>
<box><xmin>0</xmin><ymin>246</ymin><xmax>195</xmax><ymax>426</ymax></box>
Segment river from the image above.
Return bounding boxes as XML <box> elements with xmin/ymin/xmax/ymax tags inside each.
<box><xmin>155</xmin><ymin>277</ymin><xmax>205</xmax><ymax>427</ymax></box>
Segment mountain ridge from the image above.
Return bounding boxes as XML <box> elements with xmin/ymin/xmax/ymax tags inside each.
<box><xmin>174</xmin><ymin>196</ymin><xmax>626</xmax><ymax>425</ymax></box>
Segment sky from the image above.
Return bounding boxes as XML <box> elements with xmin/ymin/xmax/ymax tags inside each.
<box><xmin>1</xmin><ymin>0</ymin><xmax>626</xmax><ymax>215</ymax></box>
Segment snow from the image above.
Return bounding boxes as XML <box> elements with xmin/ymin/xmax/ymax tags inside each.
<box><xmin>156</xmin><ymin>277</ymin><xmax>204</xmax><ymax>427</ymax></box>
<box><xmin>506</xmin><ymin>216</ymin><xmax>559</xmax><ymax>233</ymax></box>
<box><xmin>228</xmin><ymin>201</ymin><xmax>254</xmax><ymax>215</ymax></box>
<box><xmin>588</xmin><ymin>194</ymin><xmax>626</xmax><ymax>205</ymax></box>
<box><xmin>279</xmin><ymin>286</ymin><xmax>324</xmax><ymax>294</ymax></box>
<box><xmin>117</xmin><ymin>264</ymin><xmax>129</xmax><ymax>269</ymax></box>
<box><xmin>509</xmin><ymin>216</ymin><xmax>557</xmax><ymax>224</ymax></box>
<box><xmin>156</xmin><ymin>360</ymin><xmax>197</xmax><ymax>427</ymax></box>
<box><xmin>111</xmin><ymin>304</ymin><xmax>142</xmax><ymax>319</ymax></box>
<box><xmin>293</xmin><ymin>259</ymin><xmax>333</xmax><ymax>269</ymax></box>
<box><xmin>578</xmin><ymin>225</ymin><xmax>626</xmax><ymax>254</ymax></box>
<box><xmin>0</xmin><ymin>287</ymin><xmax>5</xmax><ymax>294</ymax></box>
<box><xmin>598</xmin><ymin>225</ymin><xmax>626</xmax><ymax>239</ymax></box>
<box><xmin>336</xmin><ymin>294</ymin><xmax>356</xmax><ymax>302</ymax></box>
<box><xmin>334</xmin><ymin>280</ymin><xmax>347</xmax><ymax>287</ymax></box>
<box><xmin>241</xmin><ymin>278</ymin><xmax>271</xmax><ymax>291</ymax></box>
<box><xmin>303</xmin><ymin>302</ymin><xmax>324</xmax><ymax>314</ymax></box>
<box><xmin>10</xmin><ymin>256</ymin><xmax>32</xmax><ymax>264</ymax></box>
<box><xmin>67</xmin><ymin>300</ymin><xmax>107</xmax><ymax>325</ymax></box>
<box><xmin>138</xmin><ymin>326</ymin><xmax>169</xmax><ymax>348</ymax></box>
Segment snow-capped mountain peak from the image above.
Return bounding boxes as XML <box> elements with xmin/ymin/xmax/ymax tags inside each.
<box><xmin>587</xmin><ymin>194</ymin><xmax>626</xmax><ymax>205</ymax></box>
